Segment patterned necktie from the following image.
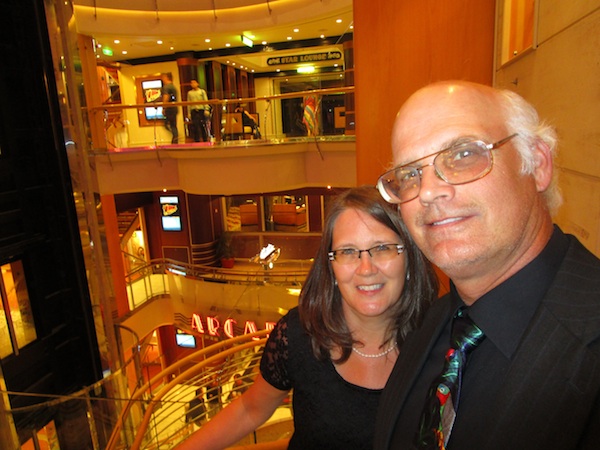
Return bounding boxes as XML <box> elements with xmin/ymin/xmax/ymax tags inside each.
<box><xmin>414</xmin><ymin>307</ymin><xmax>486</xmax><ymax>449</ymax></box>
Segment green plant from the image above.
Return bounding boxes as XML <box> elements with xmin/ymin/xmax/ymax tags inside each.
<box><xmin>216</xmin><ymin>231</ymin><xmax>235</xmax><ymax>260</ymax></box>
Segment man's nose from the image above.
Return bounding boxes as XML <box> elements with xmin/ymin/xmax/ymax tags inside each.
<box><xmin>417</xmin><ymin>165</ymin><xmax>455</xmax><ymax>204</ymax></box>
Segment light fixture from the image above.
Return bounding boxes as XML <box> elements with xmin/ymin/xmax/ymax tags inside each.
<box><xmin>225</xmin><ymin>43</ymin><xmax>231</xmax><ymax>47</ymax></box>
<box><xmin>101</xmin><ymin>47</ymin><xmax>113</xmax><ymax>56</ymax></box>
<box><xmin>241</xmin><ymin>35</ymin><xmax>253</xmax><ymax>48</ymax></box>
<box><xmin>297</xmin><ymin>66</ymin><xmax>315</xmax><ymax>74</ymax></box>
<box><xmin>157</xmin><ymin>40</ymin><xmax>163</xmax><ymax>45</ymax></box>
<box><xmin>205</xmin><ymin>38</ymin><xmax>211</xmax><ymax>43</ymax></box>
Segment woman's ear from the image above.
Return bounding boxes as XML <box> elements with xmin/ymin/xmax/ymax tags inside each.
<box><xmin>532</xmin><ymin>139</ymin><xmax>554</xmax><ymax>193</ymax></box>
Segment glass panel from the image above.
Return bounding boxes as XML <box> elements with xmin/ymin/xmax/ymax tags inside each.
<box><xmin>1</xmin><ymin>261</ymin><xmax>36</xmax><ymax>353</ymax></box>
<box><xmin>500</xmin><ymin>0</ymin><xmax>536</xmax><ymax>64</ymax></box>
<box><xmin>0</xmin><ymin>299</ymin><xmax>11</xmax><ymax>358</ymax></box>
<box><xmin>225</xmin><ymin>195</ymin><xmax>261</xmax><ymax>232</ymax></box>
<box><xmin>264</xmin><ymin>195</ymin><xmax>308</xmax><ymax>232</ymax></box>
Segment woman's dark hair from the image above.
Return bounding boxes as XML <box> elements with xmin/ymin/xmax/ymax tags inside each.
<box><xmin>298</xmin><ymin>185</ymin><xmax>438</xmax><ymax>363</ymax></box>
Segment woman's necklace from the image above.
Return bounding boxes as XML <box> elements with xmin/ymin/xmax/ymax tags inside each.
<box><xmin>352</xmin><ymin>341</ymin><xmax>397</xmax><ymax>358</ymax></box>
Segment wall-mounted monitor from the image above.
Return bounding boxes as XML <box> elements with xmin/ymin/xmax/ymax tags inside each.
<box><xmin>175</xmin><ymin>330</ymin><xmax>196</xmax><ymax>348</ymax></box>
<box><xmin>160</xmin><ymin>195</ymin><xmax>182</xmax><ymax>231</ymax></box>
<box><xmin>144</xmin><ymin>106</ymin><xmax>165</xmax><ymax>121</ymax></box>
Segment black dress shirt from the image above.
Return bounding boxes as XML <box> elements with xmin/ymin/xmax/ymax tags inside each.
<box><xmin>389</xmin><ymin>226</ymin><xmax>569</xmax><ymax>448</ymax></box>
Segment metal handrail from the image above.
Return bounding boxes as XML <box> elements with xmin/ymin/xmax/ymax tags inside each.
<box><xmin>106</xmin><ymin>330</ymin><xmax>282</xmax><ymax>450</ymax></box>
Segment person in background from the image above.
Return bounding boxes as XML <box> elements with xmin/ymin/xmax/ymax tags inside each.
<box><xmin>374</xmin><ymin>80</ymin><xmax>600</xmax><ymax>449</ymax></box>
<box><xmin>187</xmin><ymin>79</ymin><xmax>211</xmax><ymax>142</ymax></box>
<box><xmin>161</xmin><ymin>72</ymin><xmax>179</xmax><ymax>144</ymax></box>
<box><xmin>185</xmin><ymin>388</ymin><xmax>207</xmax><ymax>429</ymax></box>
<box><xmin>234</xmin><ymin>104</ymin><xmax>261</xmax><ymax>139</ymax></box>
<box><xmin>176</xmin><ymin>185</ymin><xmax>438</xmax><ymax>450</ymax></box>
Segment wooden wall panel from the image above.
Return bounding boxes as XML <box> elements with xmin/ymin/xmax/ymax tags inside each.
<box><xmin>353</xmin><ymin>0</ymin><xmax>496</xmax><ymax>185</ymax></box>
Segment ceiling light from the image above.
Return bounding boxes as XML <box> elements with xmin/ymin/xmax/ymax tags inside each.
<box><xmin>336</xmin><ymin>19</ymin><xmax>342</xmax><ymax>23</ymax></box>
<box><xmin>122</xmin><ymin>51</ymin><xmax>127</xmax><ymax>55</ymax></box>
<box><xmin>287</xmin><ymin>36</ymin><xmax>292</xmax><ymax>40</ymax></box>
<box><xmin>205</xmin><ymin>38</ymin><xmax>211</xmax><ymax>43</ymax></box>
<box><xmin>297</xmin><ymin>66</ymin><xmax>315</xmax><ymax>74</ymax></box>
<box><xmin>157</xmin><ymin>40</ymin><xmax>163</xmax><ymax>45</ymax></box>
<box><xmin>101</xmin><ymin>47</ymin><xmax>113</xmax><ymax>56</ymax></box>
<box><xmin>241</xmin><ymin>35</ymin><xmax>253</xmax><ymax>48</ymax></box>
<box><xmin>113</xmin><ymin>39</ymin><xmax>120</xmax><ymax>44</ymax></box>
<box><xmin>293</xmin><ymin>28</ymin><xmax>299</xmax><ymax>33</ymax></box>
<box><xmin>320</xmin><ymin>35</ymin><xmax>325</xmax><ymax>39</ymax></box>
<box><xmin>225</xmin><ymin>43</ymin><xmax>231</xmax><ymax>47</ymax></box>
<box><xmin>262</xmin><ymin>41</ymin><xmax>267</xmax><ymax>45</ymax></box>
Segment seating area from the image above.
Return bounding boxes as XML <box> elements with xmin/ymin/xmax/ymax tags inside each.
<box><xmin>221</xmin><ymin>112</ymin><xmax>260</xmax><ymax>140</ymax></box>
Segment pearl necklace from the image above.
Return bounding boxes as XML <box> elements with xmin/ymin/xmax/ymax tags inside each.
<box><xmin>352</xmin><ymin>341</ymin><xmax>397</xmax><ymax>358</ymax></box>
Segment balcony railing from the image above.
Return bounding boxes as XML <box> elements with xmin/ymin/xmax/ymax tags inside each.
<box><xmin>87</xmin><ymin>87</ymin><xmax>355</xmax><ymax>153</ymax></box>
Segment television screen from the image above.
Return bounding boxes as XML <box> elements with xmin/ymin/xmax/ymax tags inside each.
<box><xmin>145</xmin><ymin>106</ymin><xmax>165</xmax><ymax>121</ymax></box>
<box><xmin>176</xmin><ymin>332</ymin><xmax>196</xmax><ymax>348</ymax></box>
<box><xmin>162</xmin><ymin>216</ymin><xmax>182</xmax><ymax>231</ymax></box>
<box><xmin>160</xmin><ymin>196</ymin><xmax>181</xmax><ymax>231</ymax></box>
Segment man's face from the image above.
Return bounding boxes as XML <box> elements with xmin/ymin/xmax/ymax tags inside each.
<box><xmin>191</xmin><ymin>80</ymin><xmax>199</xmax><ymax>89</ymax></box>
<box><xmin>392</xmin><ymin>83</ymin><xmax>546</xmax><ymax>286</ymax></box>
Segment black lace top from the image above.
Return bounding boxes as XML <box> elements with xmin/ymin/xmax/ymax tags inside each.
<box><xmin>260</xmin><ymin>307</ymin><xmax>382</xmax><ymax>449</ymax></box>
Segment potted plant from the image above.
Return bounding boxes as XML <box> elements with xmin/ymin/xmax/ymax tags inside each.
<box><xmin>216</xmin><ymin>231</ymin><xmax>235</xmax><ymax>268</ymax></box>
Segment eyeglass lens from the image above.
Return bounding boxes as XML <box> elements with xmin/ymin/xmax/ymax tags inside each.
<box><xmin>330</xmin><ymin>244</ymin><xmax>403</xmax><ymax>265</ymax></box>
<box><xmin>381</xmin><ymin>141</ymin><xmax>494</xmax><ymax>203</ymax></box>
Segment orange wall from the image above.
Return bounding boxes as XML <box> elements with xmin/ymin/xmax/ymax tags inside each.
<box><xmin>353</xmin><ymin>0</ymin><xmax>496</xmax><ymax>185</ymax></box>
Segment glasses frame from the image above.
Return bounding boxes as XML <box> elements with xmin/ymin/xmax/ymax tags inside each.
<box><xmin>328</xmin><ymin>243</ymin><xmax>405</xmax><ymax>264</ymax></box>
<box><xmin>377</xmin><ymin>133</ymin><xmax>519</xmax><ymax>204</ymax></box>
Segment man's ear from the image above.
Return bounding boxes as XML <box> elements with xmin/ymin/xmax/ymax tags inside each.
<box><xmin>532</xmin><ymin>139</ymin><xmax>553</xmax><ymax>193</ymax></box>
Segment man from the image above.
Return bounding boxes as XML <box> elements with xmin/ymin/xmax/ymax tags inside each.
<box><xmin>161</xmin><ymin>73</ymin><xmax>179</xmax><ymax>144</ymax></box>
<box><xmin>187</xmin><ymin>79</ymin><xmax>211</xmax><ymax>142</ymax></box>
<box><xmin>374</xmin><ymin>81</ymin><xmax>600</xmax><ymax>449</ymax></box>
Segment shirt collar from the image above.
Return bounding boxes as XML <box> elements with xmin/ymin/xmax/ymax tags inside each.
<box><xmin>452</xmin><ymin>225</ymin><xmax>569</xmax><ymax>358</ymax></box>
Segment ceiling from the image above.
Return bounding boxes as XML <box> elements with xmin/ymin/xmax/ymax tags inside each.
<box><xmin>71</xmin><ymin>0</ymin><xmax>354</xmax><ymax>73</ymax></box>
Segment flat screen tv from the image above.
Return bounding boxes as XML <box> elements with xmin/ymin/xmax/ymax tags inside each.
<box><xmin>176</xmin><ymin>332</ymin><xmax>196</xmax><ymax>348</ymax></box>
<box><xmin>145</xmin><ymin>106</ymin><xmax>165</xmax><ymax>121</ymax></box>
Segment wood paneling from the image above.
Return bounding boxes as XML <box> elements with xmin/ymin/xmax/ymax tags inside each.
<box><xmin>353</xmin><ymin>0</ymin><xmax>496</xmax><ymax>185</ymax></box>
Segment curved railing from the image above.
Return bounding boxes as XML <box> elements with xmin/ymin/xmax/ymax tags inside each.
<box><xmin>87</xmin><ymin>87</ymin><xmax>355</xmax><ymax>153</ymax></box>
<box><xmin>106</xmin><ymin>330</ymin><xmax>293</xmax><ymax>450</ymax></box>
<box><xmin>123</xmin><ymin>257</ymin><xmax>311</xmax><ymax>312</ymax></box>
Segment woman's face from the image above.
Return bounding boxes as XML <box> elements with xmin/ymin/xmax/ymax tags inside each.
<box><xmin>330</xmin><ymin>208</ymin><xmax>407</xmax><ymax>326</ymax></box>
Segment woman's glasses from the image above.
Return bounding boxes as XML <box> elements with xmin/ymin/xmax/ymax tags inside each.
<box><xmin>328</xmin><ymin>243</ymin><xmax>405</xmax><ymax>265</ymax></box>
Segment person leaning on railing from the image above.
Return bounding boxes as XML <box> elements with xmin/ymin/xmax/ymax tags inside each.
<box><xmin>175</xmin><ymin>185</ymin><xmax>438</xmax><ymax>450</ymax></box>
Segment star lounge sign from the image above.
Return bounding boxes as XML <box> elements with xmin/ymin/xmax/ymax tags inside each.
<box><xmin>267</xmin><ymin>51</ymin><xmax>342</xmax><ymax>66</ymax></box>
<box><xmin>191</xmin><ymin>313</ymin><xmax>277</xmax><ymax>340</ymax></box>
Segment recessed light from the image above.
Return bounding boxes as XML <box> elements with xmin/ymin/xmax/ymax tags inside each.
<box><xmin>122</xmin><ymin>50</ymin><xmax>127</xmax><ymax>54</ymax></box>
<box><xmin>205</xmin><ymin>38</ymin><xmax>211</xmax><ymax>43</ymax></box>
<box><xmin>262</xmin><ymin>41</ymin><xmax>267</xmax><ymax>45</ymax></box>
<box><xmin>287</xmin><ymin>36</ymin><xmax>292</xmax><ymax>40</ymax></box>
<box><xmin>225</xmin><ymin>43</ymin><xmax>231</xmax><ymax>47</ymax></box>
<box><xmin>320</xmin><ymin>35</ymin><xmax>325</xmax><ymax>39</ymax></box>
<box><xmin>170</xmin><ymin>47</ymin><xmax>174</xmax><ymax>50</ymax></box>
<box><xmin>157</xmin><ymin>40</ymin><xmax>163</xmax><ymax>44</ymax></box>
<box><xmin>293</xmin><ymin>28</ymin><xmax>299</xmax><ymax>33</ymax></box>
<box><xmin>114</xmin><ymin>39</ymin><xmax>120</xmax><ymax>44</ymax></box>
<box><xmin>336</xmin><ymin>19</ymin><xmax>342</xmax><ymax>23</ymax></box>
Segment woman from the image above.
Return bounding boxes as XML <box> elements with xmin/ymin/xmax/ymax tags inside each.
<box><xmin>177</xmin><ymin>185</ymin><xmax>438</xmax><ymax>450</ymax></box>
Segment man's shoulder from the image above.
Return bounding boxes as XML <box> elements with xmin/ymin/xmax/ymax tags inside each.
<box><xmin>544</xmin><ymin>233</ymin><xmax>600</xmax><ymax>345</ymax></box>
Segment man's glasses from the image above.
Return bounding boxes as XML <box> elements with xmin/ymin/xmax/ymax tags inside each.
<box><xmin>328</xmin><ymin>243</ymin><xmax>405</xmax><ymax>265</ymax></box>
<box><xmin>377</xmin><ymin>134</ymin><xmax>518</xmax><ymax>204</ymax></box>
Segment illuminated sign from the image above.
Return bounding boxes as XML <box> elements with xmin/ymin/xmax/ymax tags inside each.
<box><xmin>267</xmin><ymin>51</ymin><xmax>342</xmax><ymax>66</ymax></box>
<box><xmin>191</xmin><ymin>313</ymin><xmax>276</xmax><ymax>340</ymax></box>
<box><xmin>102</xmin><ymin>47</ymin><xmax>114</xmax><ymax>56</ymax></box>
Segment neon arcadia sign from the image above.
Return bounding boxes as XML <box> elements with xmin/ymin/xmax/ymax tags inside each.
<box><xmin>191</xmin><ymin>313</ymin><xmax>277</xmax><ymax>340</ymax></box>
